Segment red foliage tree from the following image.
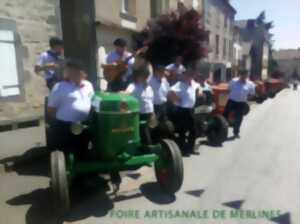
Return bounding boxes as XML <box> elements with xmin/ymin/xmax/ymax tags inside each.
<box><xmin>134</xmin><ymin>9</ymin><xmax>209</xmax><ymax>68</ymax></box>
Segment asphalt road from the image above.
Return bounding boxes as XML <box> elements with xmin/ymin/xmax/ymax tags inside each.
<box><xmin>0</xmin><ymin>88</ymin><xmax>299</xmax><ymax>224</ymax></box>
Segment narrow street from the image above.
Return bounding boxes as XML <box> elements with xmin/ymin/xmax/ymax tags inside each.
<box><xmin>0</xmin><ymin>88</ymin><xmax>299</xmax><ymax>224</ymax></box>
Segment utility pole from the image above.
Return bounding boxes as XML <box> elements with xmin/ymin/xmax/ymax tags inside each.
<box><xmin>60</xmin><ymin>0</ymin><xmax>98</xmax><ymax>89</ymax></box>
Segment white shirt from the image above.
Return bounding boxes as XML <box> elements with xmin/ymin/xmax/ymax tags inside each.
<box><xmin>48</xmin><ymin>80</ymin><xmax>95</xmax><ymax>122</ymax></box>
<box><xmin>126</xmin><ymin>83</ymin><xmax>154</xmax><ymax>114</ymax></box>
<box><xmin>36</xmin><ymin>51</ymin><xmax>63</xmax><ymax>80</ymax></box>
<box><xmin>148</xmin><ymin>76</ymin><xmax>170</xmax><ymax>105</ymax></box>
<box><xmin>106</xmin><ymin>50</ymin><xmax>135</xmax><ymax>81</ymax></box>
<box><xmin>106</xmin><ymin>50</ymin><xmax>134</xmax><ymax>65</ymax></box>
<box><xmin>200</xmin><ymin>81</ymin><xmax>212</xmax><ymax>92</ymax></box>
<box><xmin>170</xmin><ymin>80</ymin><xmax>202</xmax><ymax>108</ymax></box>
<box><xmin>228</xmin><ymin>78</ymin><xmax>256</xmax><ymax>102</ymax></box>
<box><xmin>166</xmin><ymin>63</ymin><xmax>186</xmax><ymax>79</ymax></box>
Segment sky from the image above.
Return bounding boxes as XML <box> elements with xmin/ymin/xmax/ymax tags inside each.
<box><xmin>231</xmin><ymin>0</ymin><xmax>300</xmax><ymax>50</ymax></box>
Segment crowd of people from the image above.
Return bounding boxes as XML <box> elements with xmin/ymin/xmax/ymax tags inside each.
<box><xmin>35</xmin><ymin>37</ymin><xmax>256</xmax><ymax>156</ymax></box>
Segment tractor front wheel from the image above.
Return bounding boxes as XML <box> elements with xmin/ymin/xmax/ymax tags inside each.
<box><xmin>155</xmin><ymin>139</ymin><xmax>183</xmax><ymax>194</ymax></box>
<box><xmin>50</xmin><ymin>150</ymin><xmax>70</xmax><ymax>216</ymax></box>
<box><xmin>207</xmin><ymin>115</ymin><xmax>229</xmax><ymax>145</ymax></box>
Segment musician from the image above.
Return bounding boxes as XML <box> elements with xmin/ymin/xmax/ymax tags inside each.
<box><xmin>166</xmin><ymin>56</ymin><xmax>186</xmax><ymax>86</ymax></box>
<box><xmin>168</xmin><ymin>69</ymin><xmax>203</xmax><ymax>154</ymax></box>
<box><xmin>148</xmin><ymin>65</ymin><xmax>170</xmax><ymax>122</ymax></box>
<box><xmin>223</xmin><ymin>70</ymin><xmax>256</xmax><ymax>139</ymax></box>
<box><xmin>35</xmin><ymin>37</ymin><xmax>64</xmax><ymax>90</ymax></box>
<box><xmin>106</xmin><ymin>38</ymin><xmax>134</xmax><ymax>91</ymax></box>
<box><xmin>125</xmin><ymin>67</ymin><xmax>154</xmax><ymax>144</ymax></box>
<box><xmin>47</xmin><ymin>59</ymin><xmax>94</xmax><ymax>156</ymax></box>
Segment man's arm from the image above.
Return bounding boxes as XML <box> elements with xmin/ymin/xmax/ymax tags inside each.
<box><xmin>35</xmin><ymin>53</ymin><xmax>60</xmax><ymax>74</ymax></box>
<box><xmin>47</xmin><ymin>107</ymin><xmax>57</xmax><ymax>119</ymax></box>
<box><xmin>35</xmin><ymin>63</ymin><xmax>60</xmax><ymax>74</ymax></box>
<box><xmin>168</xmin><ymin>91</ymin><xmax>180</xmax><ymax>104</ymax></box>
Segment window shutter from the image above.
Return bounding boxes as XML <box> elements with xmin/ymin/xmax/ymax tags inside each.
<box><xmin>0</xmin><ymin>30</ymin><xmax>20</xmax><ymax>97</ymax></box>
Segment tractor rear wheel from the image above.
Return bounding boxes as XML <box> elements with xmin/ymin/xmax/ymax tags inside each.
<box><xmin>155</xmin><ymin>139</ymin><xmax>183</xmax><ymax>194</ymax></box>
<box><xmin>50</xmin><ymin>150</ymin><xmax>70</xmax><ymax>216</ymax></box>
<box><xmin>207</xmin><ymin>115</ymin><xmax>229</xmax><ymax>145</ymax></box>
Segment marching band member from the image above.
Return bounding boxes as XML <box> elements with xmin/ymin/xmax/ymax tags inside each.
<box><xmin>47</xmin><ymin>59</ymin><xmax>94</xmax><ymax>156</ymax></box>
<box><xmin>106</xmin><ymin>38</ymin><xmax>134</xmax><ymax>91</ymax></box>
<box><xmin>223</xmin><ymin>70</ymin><xmax>256</xmax><ymax>139</ymax></box>
<box><xmin>166</xmin><ymin>56</ymin><xmax>186</xmax><ymax>86</ymax></box>
<box><xmin>125</xmin><ymin>67</ymin><xmax>154</xmax><ymax>144</ymax></box>
<box><xmin>148</xmin><ymin>65</ymin><xmax>170</xmax><ymax>122</ymax></box>
<box><xmin>35</xmin><ymin>37</ymin><xmax>64</xmax><ymax>90</ymax></box>
<box><xmin>168</xmin><ymin>69</ymin><xmax>203</xmax><ymax>154</ymax></box>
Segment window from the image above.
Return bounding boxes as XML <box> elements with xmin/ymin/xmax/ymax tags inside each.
<box><xmin>216</xmin><ymin>9</ymin><xmax>221</xmax><ymax>29</ymax></box>
<box><xmin>0</xmin><ymin>30</ymin><xmax>20</xmax><ymax>97</ymax></box>
<box><xmin>122</xmin><ymin>0</ymin><xmax>130</xmax><ymax>13</ymax></box>
<box><xmin>205</xmin><ymin>1</ymin><xmax>211</xmax><ymax>25</ymax></box>
<box><xmin>215</xmin><ymin>35</ymin><xmax>220</xmax><ymax>56</ymax></box>
<box><xmin>121</xmin><ymin>0</ymin><xmax>136</xmax><ymax>16</ymax></box>
<box><xmin>229</xmin><ymin>40</ymin><xmax>234</xmax><ymax>61</ymax></box>
<box><xmin>151</xmin><ymin>0</ymin><xmax>170</xmax><ymax>18</ymax></box>
<box><xmin>223</xmin><ymin>38</ymin><xmax>227</xmax><ymax>59</ymax></box>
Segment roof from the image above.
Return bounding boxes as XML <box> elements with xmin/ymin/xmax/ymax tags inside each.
<box><xmin>234</xmin><ymin>19</ymin><xmax>257</xmax><ymax>29</ymax></box>
<box><xmin>235</xmin><ymin>20</ymin><xmax>248</xmax><ymax>29</ymax></box>
<box><xmin>273</xmin><ymin>50</ymin><xmax>300</xmax><ymax>60</ymax></box>
<box><xmin>221</xmin><ymin>0</ymin><xmax>237</xmax><ymax>14</ymax></box>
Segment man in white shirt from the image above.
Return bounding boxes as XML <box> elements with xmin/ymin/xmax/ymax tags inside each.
<box><xmin>47</xmin><ymin>59</ymin><xmax>94</xmax><ymax>156</ymax></box>
<box><xmin>106</xmin><ymin>38</ymin><xmax>134</xmax><ymax>91</ymax></box>
<box><xmin>148</xmin><ymin>65</ymin><xmax>170</xmax><ymax>122</ymax></box>
<box><xmin>126</xmin><ymin>67</ymin><xmax>153</xmax><ymax>144</ymax></box>
<box><xmin>168</xmin><ymin>69</ymin><xmax>203</xmax><ymax>154</ymax></box>
<box><xmin>35</xmin><ymin>37</ymin><xmax>64</xmax><ymax>90</ymax></box>
<box><xmin>224</xmin><ymin>70</ymin><xmax>256</xmax><ymax>138</ymax></box>
<box><xmin>166</xmin><ymin>56</ymin><xmax>186</xmax><ymax>86</ymax></box>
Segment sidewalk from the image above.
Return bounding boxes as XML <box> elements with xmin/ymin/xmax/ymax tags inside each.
<box><xmin>0</xmin><ymin>123</ymin><xmax>46</xmax><ymax>173</ymax></box>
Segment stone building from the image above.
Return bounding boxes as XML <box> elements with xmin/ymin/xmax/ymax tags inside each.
<box><xmin>200</xmin><ymin>0</ymin><xmax>236</xmax><ymax>83</ymax></box>
<box><xmin>273</xmin><ymin>49</ymin><xmax>300</xmax><ymax>80</ymax></box>
<box><xmin>0</xmin><ymin>0</ymin><xmax>61</xmax><ymax>124</ymax></box>
<box><xmin>0</xmin><ymin>0</ymin><xmax>205</xmax><ymax>124</ymax></box>
<box><xmin>232</xmin><ymin>25</ymin><xmax>252</xmax><ymax>76</ymax></box>
<box><xmin>235</xmin><ymin>14</ymin><xmax>272</xmax><ymax>81</ymax></box>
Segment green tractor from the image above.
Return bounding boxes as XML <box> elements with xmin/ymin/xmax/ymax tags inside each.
<box><xmin>48</xmin><ymin>91</ymin><xmax>183</xmax><ymax>216</ymax></box>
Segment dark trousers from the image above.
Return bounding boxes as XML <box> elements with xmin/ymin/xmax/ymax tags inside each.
<box><xmin>48</xmin><ymin>120</ymin><xmax>89</xmax><ymax>158</ymax></box>
<box><xmin>46</xmin><ymin>77</ymin><xmax>58</xmax><ymax>90</ymax></box>
<box><xmin>140</xmin><ymin>113</ymin><xmax>152</xmax><ymax>145</ymax></box>
<box><xmin>154</xmin><ymin>103</ymin><xmax>168</xmax><ymax>122</ymax></box>
<box><xmin>171</xmin><ymin>107</ymin><xmax>196</xmax><ymax>151</ymax></box>
<box><xmin>223</xmin><ymin>99</ymin><xmax>247</xmax><ymax>135</ymax></box>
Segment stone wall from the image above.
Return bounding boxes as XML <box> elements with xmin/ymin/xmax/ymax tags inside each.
<box><xmin>0</xmin><ymin>0</ymin><xmax>61</xmax><ymax>121</ymax></box>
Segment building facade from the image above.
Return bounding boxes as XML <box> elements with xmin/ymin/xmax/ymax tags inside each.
<box><xmin>201</xmin><ymin>0</ymin><xmax>236</xmax><ymax>83</ymax></box>
<box><xmin>0</xmin><ymin>0</ymin><xmax>61</xmax><ymax>123</ymax></box>
<box><xmin>273</xmin><ymin>49</ymin><xmax>300</xmax><ymax>80</ymax></box>
<box><xmin>235</xmin><ymin>17</ymin><xmax>272</xmax><ymax>81</ymax></box>
<box><xmin>0</xmin><ymin>0</ymin><xmax>204</xmax><ymax>123</ymax></box>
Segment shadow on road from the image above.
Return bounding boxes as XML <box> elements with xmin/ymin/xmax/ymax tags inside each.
<box><xmin>6</xmin><ymin>188</ymin><xmax>57</xmax><ymax>224</ymax></box>
<box><xmin>6</xmin><ymin>175</ymin><xmax>178</xmax><ymax>224</ymax></box>
<box><xmin>199</xmin><ymin>140</ymin><xmax>223</xmax><ymax>148</ymax></box>
<box><xmin>0</xmin><ymin>147</ymin><xmax>50</xmax><ymax>177</ymax></box>
<box><xmin>140</xmin><ymin>182</ymin><xmax>176</xmax><ymax>204</ymax></box>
